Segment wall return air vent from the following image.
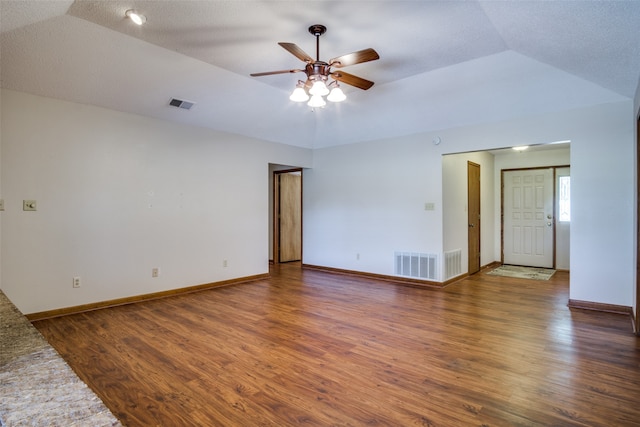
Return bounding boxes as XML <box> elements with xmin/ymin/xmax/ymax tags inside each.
<box><xmin>395</xmin><ymin>252</ymin><xmax>438</xmax><ymax>281</ymax></box>
<box><xmin>169</xmin><ymin>98</ymin><xmax>195</xmax><ymax>110</ymax></box>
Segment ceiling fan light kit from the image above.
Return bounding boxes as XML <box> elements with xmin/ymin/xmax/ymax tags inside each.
<box><xmin>310</xmin><ymin>80</ymin><xmax>330</xmax><ymax>96</ymax></box>
<box><xmin>289</xmin><ymin>83</ymin><xmax>310</xmax><ymax>102</ymax></box>
<box><xmin>308</xmin><ymin>94</ymin><xmax>326</xmax><ymax>108</ymax></box>
<box><xmin>326</xmin><ymin>85</ymin><xmax>346</xmax><ymax>103</ymax></box>
<box><xmin>251</xmin><ymin>25</ymin><xmax>379</xmax><ymax>108</ymax></box>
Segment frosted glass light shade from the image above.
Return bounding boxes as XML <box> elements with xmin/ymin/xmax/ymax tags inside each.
<box><xmin>309</xmin><ymin>81</ymin><xmax>329</xmax><ymax>96</ymax></box>
<box><xmin>289</xmin><ymin>87</ymin><xmax>309</xmax><ymax>102</ymax></box>
<box><xmin>307</xmin><ymin>94</ymin><xmax>326</xmax><ymax>108</ymax></box>
<box><xmin>327</xmin><ymin>87</ymin><xmax>346</xmax><ymax>102</ymax></box>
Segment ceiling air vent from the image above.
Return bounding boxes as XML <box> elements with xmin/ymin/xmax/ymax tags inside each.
<box><xmin>169</xmin><ymin>98</ymin><xmax>195</xmax><ymax>110</ymax></box>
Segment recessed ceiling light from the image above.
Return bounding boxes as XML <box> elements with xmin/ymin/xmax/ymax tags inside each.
<box><xmin>125</xmin><ymin>9</ymin><xmax>146</xmax><ymax>26</ymax></box>
<box><xmin>512</xmin><ymin>146</ymin><xmax>529</xmax><ymax>151</ymax></box>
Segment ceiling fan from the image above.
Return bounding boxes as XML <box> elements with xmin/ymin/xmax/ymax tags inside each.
<box><xmin>250</xmin><ymin>24</ymin><xmax>379</xmax><ymax>107</ymax></box>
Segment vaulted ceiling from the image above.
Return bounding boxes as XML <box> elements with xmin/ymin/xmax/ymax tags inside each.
<box><xmin>1</xmin><ymin>1</ymin><xmax>639</xmax><ymax>149</ymax></box>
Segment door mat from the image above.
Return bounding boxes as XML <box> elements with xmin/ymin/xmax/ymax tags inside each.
<box><xmin>486</xmin><ymin>265</ymin><xmax>556</xmax><ymax>281</ymax></box>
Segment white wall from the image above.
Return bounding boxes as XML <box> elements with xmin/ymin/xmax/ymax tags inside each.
<box><xmin>304</xmin><ymin>100</ymin><xmax>636</xmax><ymax>308</ymax></box>
<box><xmin>569</xmin><ymin>104</ymin><xmax>634</xmax><ymax>306</ymax></box>
<box><xmin>442</xmin><ymin>151</ymin><xmax>495</xmax><ymax>274</ymax></box>
<box><xmin>2</xmin><ymin>89</ymin><xmax>635</xmax><ymax>313</ymax></box>
<box><xmin>0</xmin><ymin>89</ymin><xmax>312</xmax><ymax>314</ymax></box>
<box><xmin>304</xmin><ymin>135</ymin><xmax>444</xmax><ymax>278</ymax></box>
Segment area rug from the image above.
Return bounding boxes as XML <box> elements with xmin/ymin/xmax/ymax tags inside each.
<box><xmin>486</xmin><ymin>265</ymin><xmax>556</xmax><ymax>281</ymax></box>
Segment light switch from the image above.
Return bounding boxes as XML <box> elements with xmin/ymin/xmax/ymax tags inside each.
<box><xmin>424</xmin><ymin>202</ymin><xmax>435</xmax><ymax>211</ymax></box>
<box><xmin>23</xmin><ymin>200</ymin><xmax>37</xmax><ymax>211</ymax></box>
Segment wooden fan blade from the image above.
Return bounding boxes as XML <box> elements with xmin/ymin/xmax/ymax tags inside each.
<box><xmin>331</xmin><ymin>71</ymin><xmax>375</xmax><ymax>90</ymax></box>
<box><xmin>250</xmin><ymin>69</ymin><xmax>304</xmax><ymax>77</ymax></box>
<box><xmin>329</xmin><ymin>48</ymin><xmax>379</xmax><ymax>68</ymax></box>
<box><xmin>278</xmin><ymin>42</ymin><xmax>314</xmax><ymax>63</ymax></box>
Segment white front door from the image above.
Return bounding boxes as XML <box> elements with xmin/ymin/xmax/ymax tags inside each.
<box><xmin>503</xmin><ymin>168</ymin><xmax>554</xmax><ymax>268</ymax></box>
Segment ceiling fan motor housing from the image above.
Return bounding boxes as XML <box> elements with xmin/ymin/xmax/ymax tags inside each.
<box><xmin>306</xmin><ymin>62</ymin><xmax>331</xmax><ymax>81</ymax></box>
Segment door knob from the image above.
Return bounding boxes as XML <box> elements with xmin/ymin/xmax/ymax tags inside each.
<box><xmin>469</xmin><ymin>223</ymin><xmax>475</xmax><ymax>228</ymax></box>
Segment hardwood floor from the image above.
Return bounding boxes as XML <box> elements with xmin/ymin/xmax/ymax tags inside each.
<box><xmin>33</xmin><ymin>264</ymin><xmax>640</xmax><ymax>426</ymax></box>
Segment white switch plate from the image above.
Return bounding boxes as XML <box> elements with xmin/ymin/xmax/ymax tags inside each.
<box><xmin>23</xmin><ymin>200</ymin><xmax>37</xmax><ymax>211</ymax></box>
<box><xmin>424</xmin><ymin>202</ymin><xmax>435</xmax><ymax>211</ymax></box>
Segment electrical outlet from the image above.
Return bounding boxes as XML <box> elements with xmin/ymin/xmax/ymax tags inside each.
<box><xmin>152</xmin><ymin>268</ymin><xmax>159</xmax><ymax>278</ymax></box>
<box><xmin>73</xmin><ymin>277</ymin><xmax>81</xmax><ymax>288</ymax></box>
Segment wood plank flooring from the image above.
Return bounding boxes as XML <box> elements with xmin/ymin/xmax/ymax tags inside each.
<box><xmin>33</xmin><ymin>264</ymin><xmax>640</xmax><ymax>426</ymax></box>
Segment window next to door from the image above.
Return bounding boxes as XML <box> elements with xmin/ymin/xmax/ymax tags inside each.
<box><xmin>559</xmin><ymin>176</ymin><xmax>570</xmax><ymax>222</ymax></box>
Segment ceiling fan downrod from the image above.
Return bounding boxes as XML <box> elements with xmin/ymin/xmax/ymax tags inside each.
<box><xmin>308</xmin><ymin>24</ymin><xmax>326</xmax><ymax>62</ymax></box>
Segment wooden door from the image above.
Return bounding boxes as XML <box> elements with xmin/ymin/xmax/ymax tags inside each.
<box><xmin>503</xmin><ymin>168</ymin><xmax>554</xmax><ymax>268</ymax></box>
<box><xmin>468</xmin><ymin>162</ymin><xmax>481</xmax><ymax>274</ymax></box>
<box><xmin>277</xmin><ymin>171</ymin><xmax>302</xmax><ymax>263</ymax></box>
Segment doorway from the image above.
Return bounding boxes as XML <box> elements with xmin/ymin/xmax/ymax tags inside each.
<box><xmin>273</xmin><ymin>169</ymin><xmax>302</xmax><ymax>263</ymax></box>
<box><xmin>443</xmin><ymin>146</ymin><xmax>570</xmax><ymax>277</ymax></box>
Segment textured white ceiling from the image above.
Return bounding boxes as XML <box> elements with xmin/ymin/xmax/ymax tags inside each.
<box><xmin>1</xmin><ymin>1</ymin><xmax>639</xmax><ymax>149</ymax></box>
